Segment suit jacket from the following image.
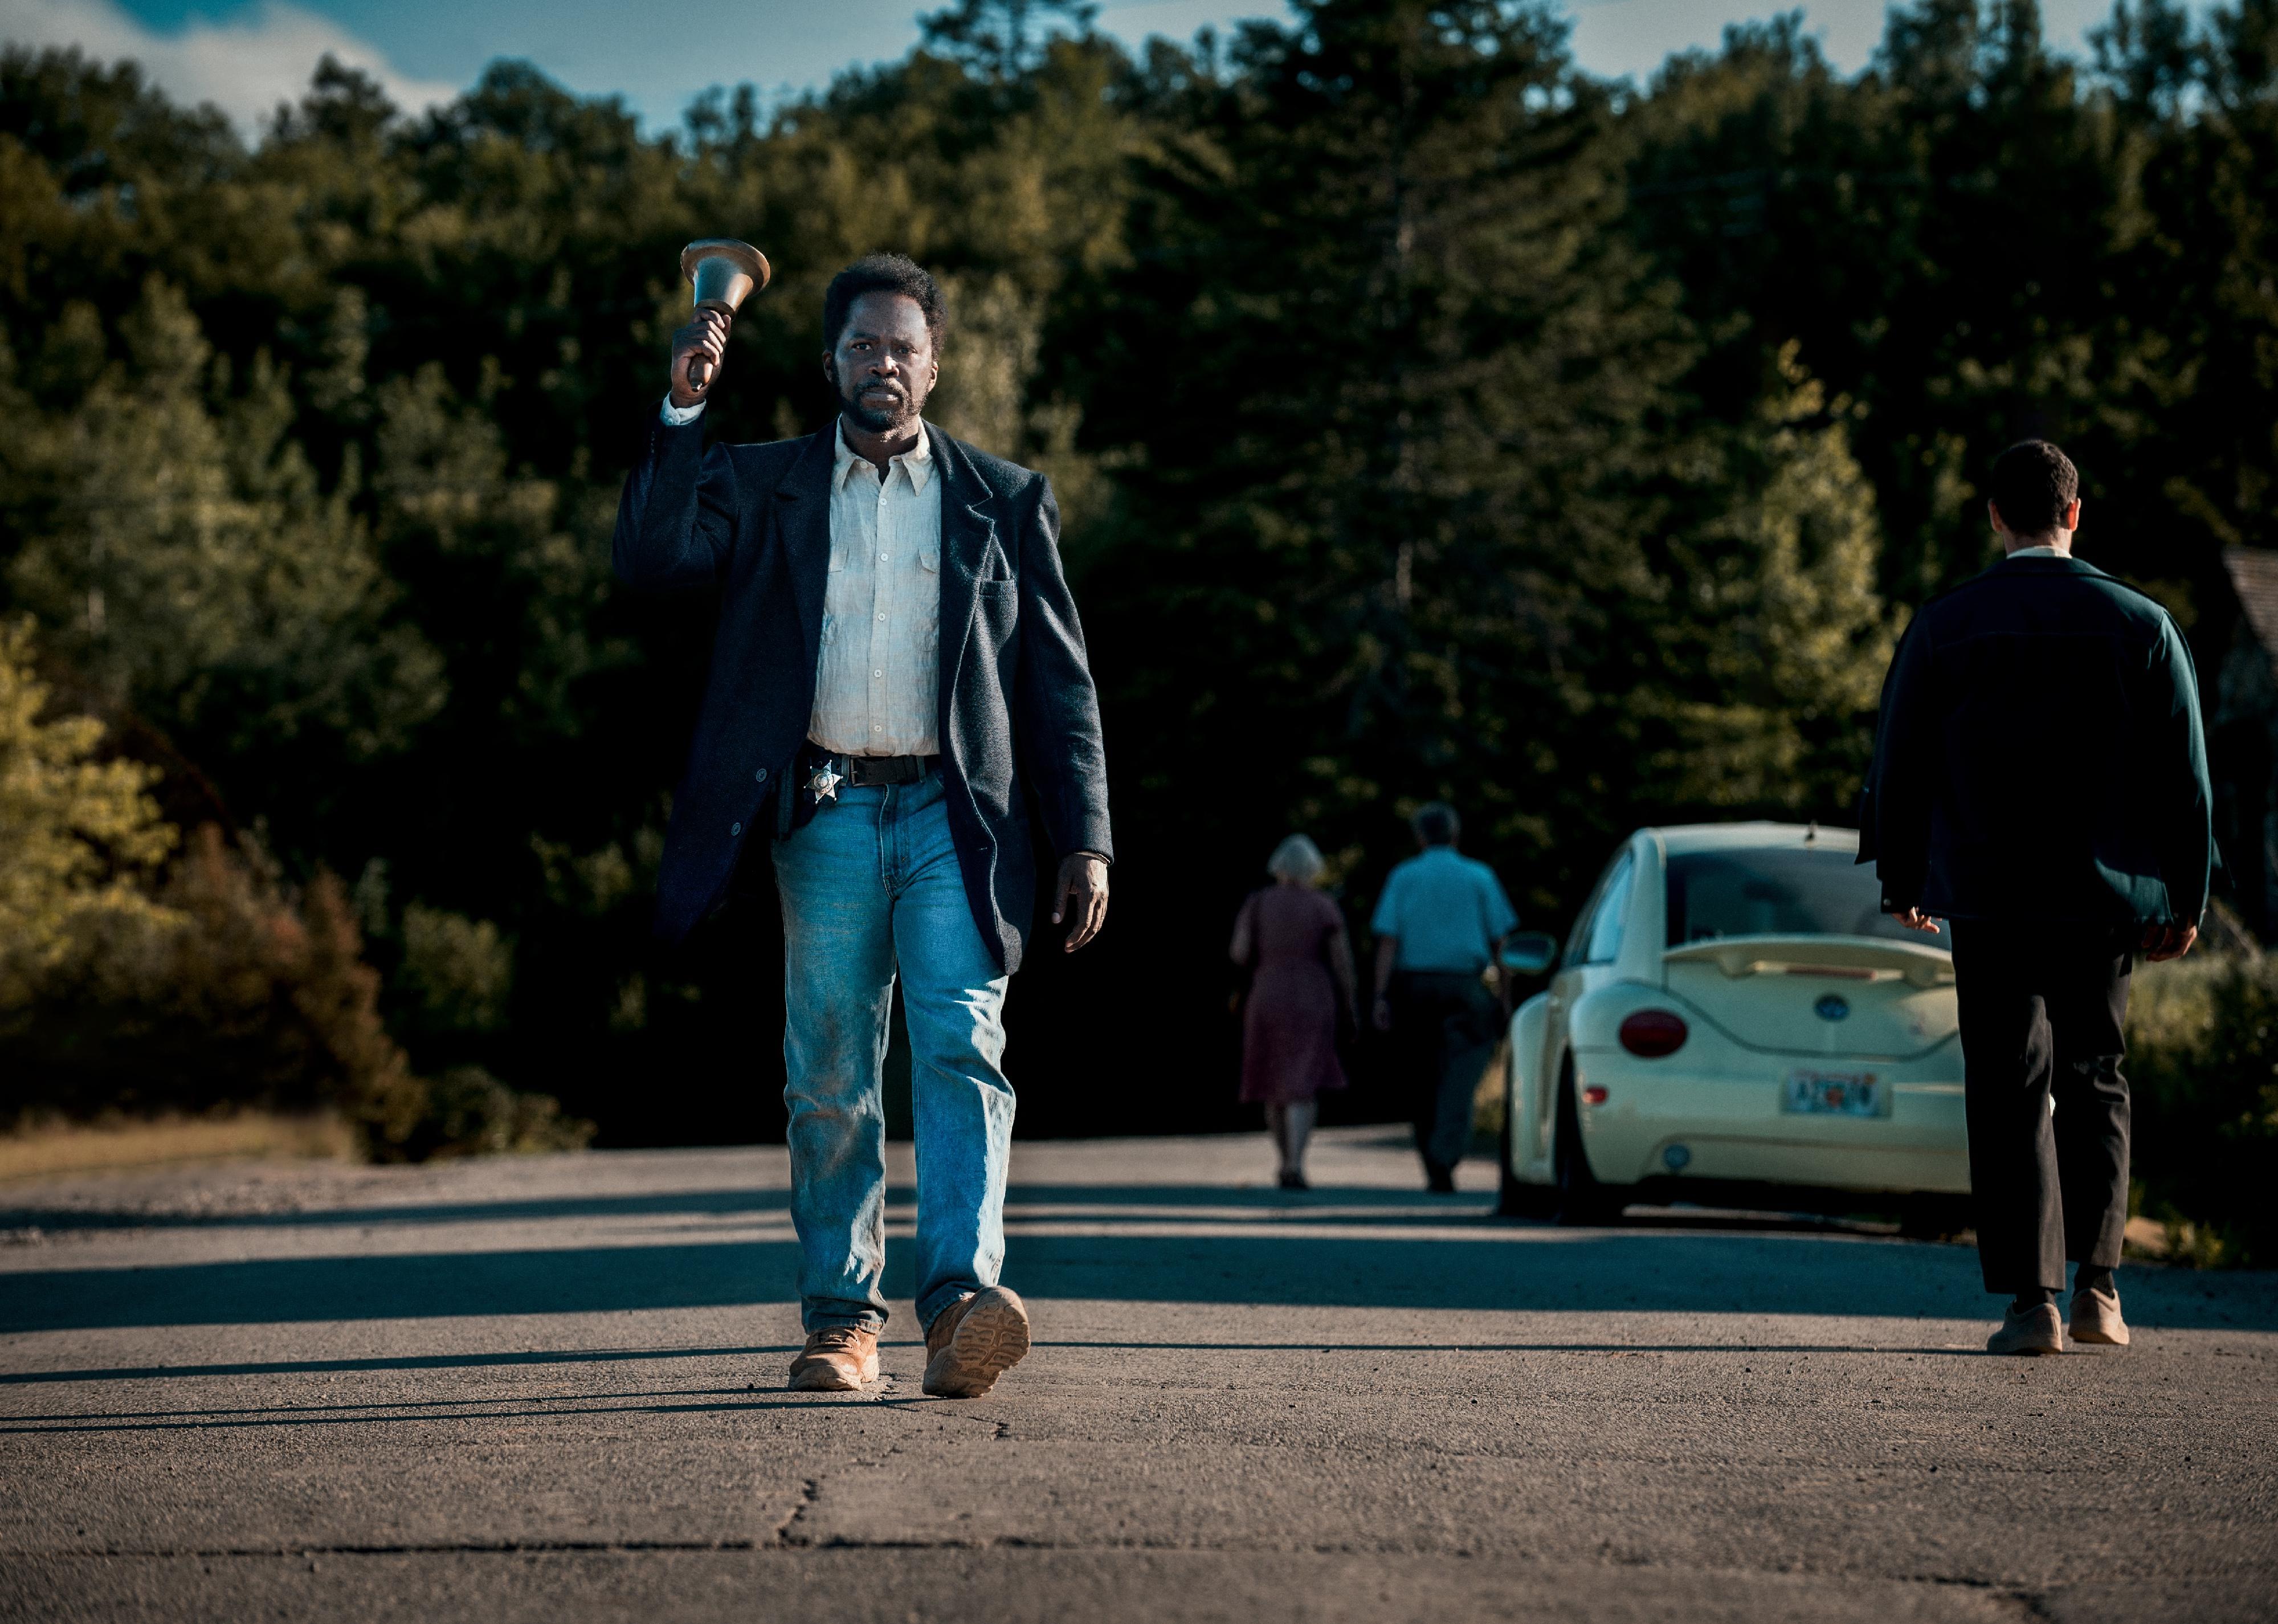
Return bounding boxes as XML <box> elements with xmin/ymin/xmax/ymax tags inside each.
<box><xmin>612</xmin><ymin>414</ymin><xmax>1112</xmax><ymax>970</ymax></box>
<box><xmin>1857</xmin><ymin>553</ymin><xmax>2211</xmax><ymax>927</ymax></box>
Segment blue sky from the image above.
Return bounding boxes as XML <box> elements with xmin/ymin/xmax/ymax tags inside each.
<box><xmin>0</xmin><ymin>0</ymin><xmax>2152</xmax><ymax>133</ymax></box>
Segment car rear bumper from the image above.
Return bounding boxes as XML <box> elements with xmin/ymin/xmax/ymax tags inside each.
<box><xmin>1570</xmin><ymin>1055</ymin><xmax>1969</xmax><ymax>1194</ymax></box>
<box><xmin>1619</xmin><ymin>1133</ymin><xmax>1969</xmax><ymax>1194</ymax></box>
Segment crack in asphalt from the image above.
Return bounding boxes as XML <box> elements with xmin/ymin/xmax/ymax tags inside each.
<box><xmin>772</xmin><ymin>1478</ymin><xmax>822</xmax><ymax>1546</ymax></box>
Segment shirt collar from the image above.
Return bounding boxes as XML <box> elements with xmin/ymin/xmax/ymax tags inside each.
<box><xmin>2006</xmin><ymin>545</ymin><xmax>2068</xmax><ymax>559</ymax></box>
<box><xmin>833</xmin><ymin>418</ymin><xmax>933</xmax><ymax>493</ymax></box>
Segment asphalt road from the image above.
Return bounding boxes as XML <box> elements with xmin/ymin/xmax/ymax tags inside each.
<box><xmin>2</xmin><ymin>1127</ymin><xmax>2273</xmax><ymax>1623</ymax></box>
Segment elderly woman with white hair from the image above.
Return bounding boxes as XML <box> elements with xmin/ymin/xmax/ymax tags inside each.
<box><xmin>1230</xmin><ymin>834</ymin><xmax>1357</xmax><ymax>1189</ymax></box>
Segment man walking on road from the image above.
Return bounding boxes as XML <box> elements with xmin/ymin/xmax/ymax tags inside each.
<box><xmin>613</xmin><ymin>253</ymin><xmax>1113</xmax><ymax>1396</ymax></box>
<box><xmin>1860</xmin><ymin>439</ymin><xmax>2210</xmax><ymax>1357</ymax></box>
<box><xmin>1371</xmin><ymin>802</ymin><xmax>1518</xmax><ymax>1192</ymax></box>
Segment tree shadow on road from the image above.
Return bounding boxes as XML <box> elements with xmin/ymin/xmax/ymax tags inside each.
<box><xmin>5</xmin><ymin>1174</ymin><xmax>2273</xmax><ymax>1337</ymax></box>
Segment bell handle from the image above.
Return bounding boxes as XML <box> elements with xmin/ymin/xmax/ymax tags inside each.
<box><xmin>682</xmin><ymin>300</ymin><xmax>737</xmax><ymax>395</ymax></box>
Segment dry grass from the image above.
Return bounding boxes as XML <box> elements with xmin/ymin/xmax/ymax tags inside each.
<box><xmin>2123</xmin><ymin>1215</ymin><xmax>2175</xmax><ymax>1261</ymax></box>
<box><xmin>2124</xmin><ymin>1212</ymin><xmax>2241</xmax><ymax>1268</ymax></box>
<box><xmin>0</xmin><ymin>1110</ymin><xmax>355</xmax><ymax>1183</ymax></box>
<box><xmin>1470</xmin><ymin>1040</ymin><xmax>1509</xmax><ymax>1137</ymax></box>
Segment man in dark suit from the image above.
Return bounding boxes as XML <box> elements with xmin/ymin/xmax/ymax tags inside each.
<box><xmin>1860</xmin><ymin>439</ymin><xmax>2209</xmax><ymax>1356</ymax></box>
<box><xmin>614</xmin><ymin>253</ymin><xmax>1112</xmax><ymax>1397</ymax></box>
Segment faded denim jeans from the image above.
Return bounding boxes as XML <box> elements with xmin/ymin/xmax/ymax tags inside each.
<box><xmin>771</xmin><ymin>769</ymin><xmax>1014</xmax><ymax>1333</ymax></box>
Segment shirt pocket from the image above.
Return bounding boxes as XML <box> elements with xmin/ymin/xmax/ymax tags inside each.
<box><xmin>918</xmin><ymin>534</ymin><xmax>941</xmax><ymax>574</ymax></box>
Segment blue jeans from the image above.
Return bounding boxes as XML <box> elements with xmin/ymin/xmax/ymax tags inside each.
<box><xmin>771</xmin><ymin>770</ymin><xmax>1014</xmax><ymax>1333</ymax></box>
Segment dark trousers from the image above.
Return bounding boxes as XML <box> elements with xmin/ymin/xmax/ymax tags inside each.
<box><xmin>1949</xmin><ymin>920</ymin><xmax>2134</xmax><ymax>1296</ymax></box>
<box><xmin>1389</xmin><ymin>971</ymin><xmax>1500</xmax><ymax>1174</ymax></box>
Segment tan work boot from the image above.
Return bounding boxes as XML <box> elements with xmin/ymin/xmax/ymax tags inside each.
<box><xmin>787</xmin><ymin>1325</ymin><xmax>879</xmax><ymax>1391</ymax></box>
<box><xmin>1986</xmin><ymin>1301</ymin><xmax>2065</xmax><ymax>1356</ymax></box>
<box><xmin>922</xmin><ymin>1286</ymin><xmax>1031</xmax><ymax>1398</ymax></box>
<box><xmin>2070</xmin><ymin>1279</ymin><xmax>2129</xmax><ymax>1347</ymax></box>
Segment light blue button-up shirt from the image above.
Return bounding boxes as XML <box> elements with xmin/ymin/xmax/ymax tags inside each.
<box><xmin>1370</xmin><ymin>847</ymin><xmax>1518</xmax><ymax>973</ymax></box>
<box><xmin>660</xmin><ymin>399</ymin><xmax>941</xmax><ymax>756</ymax></box>
<box><xmin>811</xmin><ymin>421</ymin><xmax>941</xmax><ymax>756</ymax></box>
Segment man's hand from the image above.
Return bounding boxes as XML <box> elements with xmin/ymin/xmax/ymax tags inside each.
<box><xmin>2142</xmin><ymin>922</ymin><xmax>2198</xmax><ymax>962</ymax></box>
<box><xmin>1372</xmin><ymin>995</ymin><xmax>1393</xmax><ymax>1034</ymax></box>
<box><xmin>1054</xmin><ymin>853</ymin><xmax>1109</xmax><ymax>952</ymax></box>
<box><xmin>669</xmin><ymin>308</ymin><xmax>730</xmax><ymax>408</ymax></box>
<box><xmin>1887</xmin><ymin>907</ymin><xmax>1944</xmax><ymax>935</ymax></box>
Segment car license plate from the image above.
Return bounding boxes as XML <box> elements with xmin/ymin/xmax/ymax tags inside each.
<box><xmin>1783</xmin><ymin>1068</ymin><xmax>1887</xmax><ymax>1117</ymax></box>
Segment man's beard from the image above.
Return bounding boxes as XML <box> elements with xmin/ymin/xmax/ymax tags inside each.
<box><xmin>838</xmin><ymin>372</ymin><xmax>926</xmax><ymax>435</ymax></box>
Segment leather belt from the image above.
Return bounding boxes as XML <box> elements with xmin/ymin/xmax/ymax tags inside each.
<box><xmin>836</xmin><ymin>752</ymin><xmax>938</xmax><ymax>787</ymax></box>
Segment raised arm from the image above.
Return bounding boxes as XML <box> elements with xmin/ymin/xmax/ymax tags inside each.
<box><xmin>613</xmin><ymin>420</ymin><xmax>739</xmax><ymax>589</ymax></box>
<box><xmin>612</xmin><ymin>308</ymin><xmax>740</xmax><ymax>590</ymax></box>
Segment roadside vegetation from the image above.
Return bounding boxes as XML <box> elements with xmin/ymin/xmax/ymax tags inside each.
<box><xmin>2128</xmin><ymin>944</ymin><xmax>2278</xmax><ymax>1267</ymax></box>
<box><xmin>0</xmin><ymin>1109</ymin><xmax>354</xmax><ymax>1183</ymax></box>
<box><xmin>1</xmin><ymin>622</ymin><xmax>590</xmax><ymax>1161</ymax></box>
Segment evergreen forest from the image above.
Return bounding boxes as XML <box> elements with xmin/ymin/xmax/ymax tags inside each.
<box><xmin>6</xmin><ymin>0</ymin><xmax>2278</xmax><ymax>1161</ymax></box>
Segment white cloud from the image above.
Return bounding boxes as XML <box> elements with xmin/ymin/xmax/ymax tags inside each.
<box><xmin>0</xmin><ymin>0</ymin><xmax>461</xmax><ymax>132</ymax></box>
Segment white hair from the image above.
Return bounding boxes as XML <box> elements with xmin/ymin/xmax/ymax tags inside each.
<box><xmin>1267</xmin><ymin>834</ymin><xmax>1326</xmax><ymax>885</ymax></box>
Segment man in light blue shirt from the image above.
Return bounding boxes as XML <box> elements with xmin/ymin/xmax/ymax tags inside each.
<box><xmin>1370</xmin><ymin>802</ymin><xmax>1518</xmax><ymax>1191</ymax></box>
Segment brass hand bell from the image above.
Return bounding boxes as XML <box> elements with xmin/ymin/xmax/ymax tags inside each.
<box><xmin>679</xmin><ymin>239</ymin><xmax>771</xmax><ymax>393</ymax></box>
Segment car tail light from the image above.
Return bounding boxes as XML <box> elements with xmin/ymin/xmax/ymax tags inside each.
<box><xmin>1618</xmin><ymin>1010</ymin><xmax>1688</xmax><ymax>1058</ymax></box>
<box><xmin>1582</xmin><ymin>1086</ymin><xmax>1609</xmax><ymax>1106</ymax></box>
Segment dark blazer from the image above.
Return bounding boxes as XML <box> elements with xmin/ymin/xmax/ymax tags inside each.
<box><xmin>1858</xmin><ymin>553</ymin><xmax>2211</xmax><ymax>927</ymax></box>
<box><xmin>612</xmin><ymin>414</ymin><xmax>1112</xmax><ymax>970</ymax></box>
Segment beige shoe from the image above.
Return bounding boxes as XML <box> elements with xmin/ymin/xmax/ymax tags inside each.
<box><xmin>787</xmin><ymin>1325</ymin><xmax>879</xmax><ymax>1391</ymax></box>
<box><xmin>1986</xmin><ymin>1301</ymin><xmax>2066</xmax><ymax>1356</ymax></box>
<box><xmin>2071</xmin><ymin>1280</ymin><xmax>2130</xmax><ymax>1346</ymax></box>
<box><xmin>922</xmin><ymin>1286</ymin><xmax>1031</xmax><ymax>1398</ymax></box>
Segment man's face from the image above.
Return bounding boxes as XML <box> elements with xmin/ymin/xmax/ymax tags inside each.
<box><xmin>826</xmin><ymin>291</ymin><xmax>938</xmax><ymax>434</ymax></box>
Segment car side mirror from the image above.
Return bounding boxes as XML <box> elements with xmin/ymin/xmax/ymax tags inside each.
<box><xmin>1497</xmin><ymin>932</ymin><xmax>1560</xmax><ymax>976</ymax></box>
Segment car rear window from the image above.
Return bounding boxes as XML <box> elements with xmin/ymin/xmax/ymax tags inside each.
<box><xmin>1664</xmin><ymin>848</ymin><xmax>1922</xmax><ymax>946</ymax></box>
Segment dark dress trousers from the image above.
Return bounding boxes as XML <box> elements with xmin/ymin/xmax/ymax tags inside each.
<box><xmin>1859</xmin><ymin>553</ymin><xmax>2212</xmax><ymax>1294</ymax></box>
<box><xmin>612</xmin><ymin>414</ymin><xmax>1112</xmax><ymax>972</ymax></box>
<box><xmin>1389</xmin><ymin>972</ymin><xmax>1501</xmax><ymax>1178</ymax></box>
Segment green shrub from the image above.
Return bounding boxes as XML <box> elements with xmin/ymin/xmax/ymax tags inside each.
<box><xmin>5</xmin><ymin>822</ymin><xmax>420</xmax><ymax>1127</ymax></box>
<box><xmin>3</xmin><ymin>824</ymin><xmax>590</xmax><ymax>1161</ymax></box>
<box><xmin>0</xmin><ymin>615</ymin><xmax>177</xmax><ymax>1006</ymax></box>
<box><xmin>2126</xmin><ymin>950</ymin><xmax>2278</xmax><ymax>1268</ymax></box>
<box><xmin>0</xmin><ymin>617</ymin><xmax>587</xmax><ymax>1160</ymax></box>
<box><xmin>396</xmin><ymin>903</ymin><xmax>515</xmax><ymax>1036</ymax></box>
<box><xmin>366</xmin><ymin>1064</ymin><xmax>593</xmax><ymax>1164</ymax></box>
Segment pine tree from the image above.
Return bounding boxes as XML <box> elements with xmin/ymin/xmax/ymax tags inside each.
<box><xmin>0</xmin><ymin>617</ymin><xmax>175</xmax><ymax>1005</ymax></box>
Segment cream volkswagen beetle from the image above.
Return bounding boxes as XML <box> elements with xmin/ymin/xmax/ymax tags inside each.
<box><xmin>1497</xmin><ymin>822</ymin><xmax>1969</xmax><ymax>1227</ymax></box>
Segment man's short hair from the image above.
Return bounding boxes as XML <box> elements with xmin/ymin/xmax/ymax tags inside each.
<box><xmin>1987</xmin><ymin>440</ymin><xmax>2079</xmax><ymax>537</ymax></box>
<box><xmin>823</xmin><ymin>253</ymin><xmax>948</xmax><ymax>352</ymax></box>
<box><xmin>1412</xmin><ymin>802</ymin><xmax>1460</xmax><ymax>847</ymax></box>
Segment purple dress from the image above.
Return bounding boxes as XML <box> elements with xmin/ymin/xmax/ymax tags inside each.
<box><xmin>1235</xmin><ymin>886</ymin><xmax>1352</xmax><ymax>1104</ymax></box>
